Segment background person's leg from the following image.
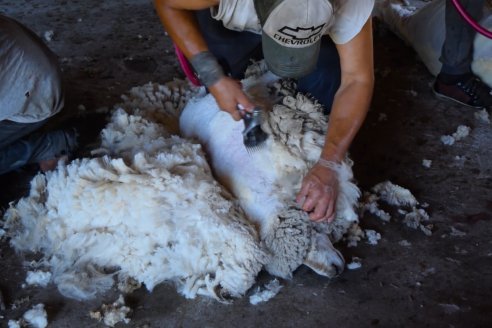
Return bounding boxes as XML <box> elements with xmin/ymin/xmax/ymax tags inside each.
<box><xmin>0</xmin><ymin>120</ymin><xmax>77</xmax><ymax>175</ymax></box>
<box><xmin>297</xmin><ymin>36</ymin><xmax>341</xmax><ymax>113</ymax></box>
<box><xmin>0</xmin><ymin>119</ymin><xmax>47</xmax><ymax>174</ymax></box>
<box><xmin>434</xmin><ymin>0</ymin><xmax>491</xmax><ymax>108</ymax></box>
<box><xmin>440</xmin><ymin>0</ymin><xmax>485</xmax><ymax>75</ymax></box>
<box><xmin>0</xmin><ymin>119</ymin><xmax>47</xmax><ymax>149</ymax></box>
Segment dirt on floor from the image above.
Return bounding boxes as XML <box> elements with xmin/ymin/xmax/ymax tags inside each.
<box><xmin>1</xmin><ymin>1</ymin><xmax>491</xmax><ymax>327</ymax></box>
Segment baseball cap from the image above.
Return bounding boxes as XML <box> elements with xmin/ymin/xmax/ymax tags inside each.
<box><xmin>254</xmin><ymin>0</ymin><xmax>333</xmax><ymax>78</ymax></box>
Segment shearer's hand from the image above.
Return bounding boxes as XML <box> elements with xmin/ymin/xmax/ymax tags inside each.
<box><xmin>208</xmin><ymin>76</ymin><xmax>254</xmax><ymax>121</ymax></box>
<box><xmin>296</xmin><ymin>162</ymin><xmax>339</xmax><ymax>222</ymax></box>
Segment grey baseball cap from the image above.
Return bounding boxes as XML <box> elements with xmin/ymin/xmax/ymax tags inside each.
<box><xmin>254</xmin><ymin>0</ymin><xmax>333</xmax><ymax>78</ymax></box>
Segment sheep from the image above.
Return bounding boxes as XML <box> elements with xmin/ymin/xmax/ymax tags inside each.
<box><xmin>3</xmin><ymin>64</ymin><xmax>361</xmax><ymax>303</ymax></box>
<box><xmin>179</xmin><ymin>65</ymin><xmax>361</xmax><ymax>280</ymax></box>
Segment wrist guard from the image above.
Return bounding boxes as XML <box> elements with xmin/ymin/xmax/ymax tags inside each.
<box><xmin>190</xmin><ymin>51</ymin><xmax>225</xmax><ymax>87</ymax></box>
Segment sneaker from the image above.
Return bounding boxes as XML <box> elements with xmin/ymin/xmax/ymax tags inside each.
<box><xmin>433</xmin><ymin>74</ymin><xmax>492</xmax><ymax>109</ymax></box>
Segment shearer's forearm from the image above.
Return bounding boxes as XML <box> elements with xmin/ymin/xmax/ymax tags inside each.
<box><xmin>321</xmin><ymin>79</ymin><xmax>373</xmax><ymax>163</ymax></box>
<box><xmin>153</xmin><ymin>0</ymin><xmax>217</xmax><ymax>58</ymax></box>
<box><xmin>321</xmin><ymin>18</ymin><xmax>374</xmax><ymax>163</ymax></box>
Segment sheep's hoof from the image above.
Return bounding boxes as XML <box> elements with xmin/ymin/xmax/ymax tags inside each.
<box><xmin>214</xmin><ymin>284</ymin><xmax>233</xmax><ymax>303</ymax></box>
<box><xmin>303</xmin><ymin>231</ymin><xmax>345</xmax><ymax>278</ymax></box>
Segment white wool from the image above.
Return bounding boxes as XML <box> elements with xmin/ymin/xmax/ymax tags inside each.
<box><xmin>374</xmin><ymin>0</ymin><xmax>492</xmax><ymax>87</ymax></box>
<box><xmin>364</xmin><ymin>182</ymin><xmax>432</xmax><ymax>236</ymax></box>
<box><xmin>440</xmin><ymin>125</ymin><xmax>471</xmax><ymax>146</ymax></box>
<box><xmin>11</xmin><ymin>296</ymin><xmax>30</xmax><ymax>310</ymax></box>
<box><xmin>449</xmin><ymin>226</ymin><xmax>467</xmax><ymax>237</ymax></box>
<box><xmin>372</xmin><ymin>181</ymin><xmax>418</xmax><ymax>207</ymax></box>
<box><xmin>90</xmin><ymin>295</ymin><xmax>131</xmax><ymax>327</ymax></box>
<box><xmin>5</xmin><ymin>96</ymin><xmax>266</xmax><ymax>302</ymax></box>
<box><xmin>23</xmin><ymin>304</ymin><xmax>48</xmax><ymax>328</ymax></box>
<box><xmin>364</xmin><ymin>230</ymin><xmax>381</xmax><ymax>245</ymax></box>
<box><xmin>249</xmin><ymin>279</ymin><xmax>283</xmax><ymax>305</ymax></box>
<box><xmin>452</xmin><ymin>125</ymin><xmax>470</xmax><ymax>141</ymax></box>
<box><xmin>8</xmin><ymin>320</ymin><xmax>21</xmax><ymax>328</ymax></box>
<box><xmin>116</xmin><ymin>80</ymin><xmax>203</xmax><ymax>134</ymax></box>
<box><xmin>403</xmin><ymin>207</ymin><xmax>431</xmax><ymax>235</ymax></box>
<box><xmin>25</xmin><ymin>271</ymin><xmax>52</xmax><ymax>287</ymax></box>
<box><xmin>399</xmin><ymin>240</ymin><xmax>412</xmax><ymax>247</ymax></box>
<box><xmin>474</xmin><ymin>109</ymin><xmax>490</xmax><ymax>124</ymax></box>
<box><xmin>422</xmin><ymin>159</ymin><xmax>432</xmax><ymax>168</ymax></box>
<box><xmin>43</xmin><ymin>30</ymin><xmax>54</xmax><ymax>42</ymax></box>
<box><xmin>440</xmin><ymin>135</ymin><xmax>455</xmax><ymax>146</ymax></box>
<box><xmin>117</xmin><ymin>276</ymin><xmax>141</xmax><ymax>294</ymax></box>
<box><xmin>389</xmin><ymin>3</ymin><xmax>417</xmax><ymax>17</ymax></box>
<box><xmin>345</xmin><ymin>224</ymin><xmax>365</xmax><ymax>248</ymax></box>
<box><xmin>180</xmin><ymin>68</ymin><xmax>360</xmax><ymax>279</ymax></box>
<box><xmin>361</xmin><ymin>192</ymin><xmax>392</xmax><ymax>222</ymax></box>
<box><xmin>347</xmin><ymin>257</ymin><xmax>362</xmax><ymax>270</ymax></box>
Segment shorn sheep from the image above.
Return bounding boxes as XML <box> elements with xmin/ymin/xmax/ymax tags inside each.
<box><xmin>180</xmin><ymin>64</ymin><xmax>361</xmax><ymax>279</ymax></box>
<box><xmin>3</xmin><ymin>63</ymin><xmax>361</xmax><ymax>302</ymax></box>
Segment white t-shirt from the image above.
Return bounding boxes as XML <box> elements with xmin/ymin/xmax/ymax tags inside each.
<box><xmin>211</xmin><ymin>0</ymin><xmax>374</xmax><ymax>44</ymax></box>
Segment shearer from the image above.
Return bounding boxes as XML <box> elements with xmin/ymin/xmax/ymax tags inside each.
<box><xmin>154</xmin><ymin>0</ymin><xmax>375</xmax><ymax>222</ymax></box>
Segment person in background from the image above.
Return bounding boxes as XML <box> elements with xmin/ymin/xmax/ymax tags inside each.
<box><xmin>0</xmin><ymin>14</ymin><xmax>77</xmax><ymax>175</ymax></box>
<box><xmin>154</xmin><ymin>0</ymin><xmax>375</xmax><ymax>223</ymax></box>
<box><xmin>433</xmin><ymin>0</ymin><xmax>492</xmax><ymax>108</ymax></box>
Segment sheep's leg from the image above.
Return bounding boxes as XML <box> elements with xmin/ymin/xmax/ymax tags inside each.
<box><xmin>303</xmin><ymin>230</ymin><xmax>345</xmax><ymax>278</ymax></box>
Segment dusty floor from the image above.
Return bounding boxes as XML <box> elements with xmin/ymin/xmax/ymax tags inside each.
<box><xmin>1</xmin><ymin>1</ymin><xmax>491</xmax><ymax>327</ymax></box>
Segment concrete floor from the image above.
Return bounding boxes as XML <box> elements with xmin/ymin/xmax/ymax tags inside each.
<box><xmin>1</xmin><ymin>1</ymin><xmax>491</xmax><ymax>327</ymax></box>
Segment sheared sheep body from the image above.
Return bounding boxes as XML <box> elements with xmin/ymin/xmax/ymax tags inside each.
<box><xmin>180</xmin><ymin>70</ymin><xmax>361</xmax><ymax>279</ymax></box>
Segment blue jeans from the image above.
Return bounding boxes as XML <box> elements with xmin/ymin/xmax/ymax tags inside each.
<box><xmin>440</xmin><ymin>0</ymin><xmax>485</xmax><ymax>75</ymax></box>
<box><xmin>0</xmin><ymin>119</ymin><xmax>47</xmax><ymax>174</ymax></box>
<box><xmin>0</xmin><ymin>120</ymin><xmax>76</xmax><ymax>175</ymax></box>
<box><xmin>195</xmin><ymin>10</ymin><xmax>341</xmax><ymax>113</ymax></box>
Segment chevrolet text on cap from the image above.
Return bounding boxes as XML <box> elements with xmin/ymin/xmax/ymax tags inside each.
<box><xmin>263</xmin><ymin>0</ymin><xmax>333</xmax><ymax>49</ymax></box>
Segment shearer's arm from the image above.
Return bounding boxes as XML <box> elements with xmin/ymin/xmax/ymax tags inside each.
<box><xmin>296</xmin><ymin>18</ymin><xmax>374</xmax><ymax>222</ymax></box>
<box><xmin>323</xmin><ymin>18</ymin><xmax>374</xmax><ymax>162</ymax></box>
<box><xmin>153</xmin><ymin>0</ymin><xmax>255</xmax><ymax>120</ymax></box>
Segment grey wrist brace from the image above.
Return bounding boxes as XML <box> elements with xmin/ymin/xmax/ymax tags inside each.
<box><xmin>189</xmin><ymin>51</ymin><xmax>225</xmax><ymax>87</ymax></box>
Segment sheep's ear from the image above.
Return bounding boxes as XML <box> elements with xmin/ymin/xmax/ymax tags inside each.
<box><xmin>303</xmin><ymin>231</ymin><xmax>345</xmax><ymax>278</ymax></box>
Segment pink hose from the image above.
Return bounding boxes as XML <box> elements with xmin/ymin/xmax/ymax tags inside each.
<box><xmin>174</xmin><ymin>43</ymin><xmax>201</xmax><ymax>86</ymax></box>
<box><xmin>451</xmin><ymin>0</ymin><xmax>492</xmax><ymax>39</ymax></box>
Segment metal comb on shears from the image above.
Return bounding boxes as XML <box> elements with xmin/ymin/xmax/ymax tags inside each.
<box><xmin>237</xmin><ymin>105</ymin><xmax>268</xmax><ymax>153</ymax></box>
